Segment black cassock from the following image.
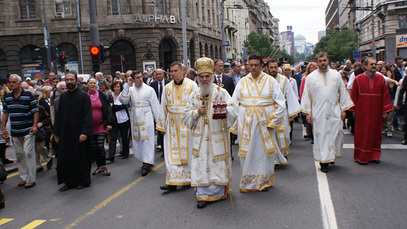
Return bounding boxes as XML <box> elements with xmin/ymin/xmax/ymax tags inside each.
<box><xmin>54</xmin><ymin>88</ymin><xmax>93</xmax><ymax>187</ymax></box>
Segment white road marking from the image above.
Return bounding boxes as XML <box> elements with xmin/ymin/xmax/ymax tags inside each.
<box><xmin>343</xmin><ymin>144</ymin><xmax>407</xmax><ymax>149</ymax></box>
<box><xmin>314</xmin><ymin>161</ymin><xmax>338</xmax><ymax>229</ymax></box>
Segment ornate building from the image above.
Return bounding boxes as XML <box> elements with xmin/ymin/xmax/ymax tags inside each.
<box><xmin>0</xmin><ymin>0</ymin><xmax>223</xmax><ymax>80</ymax></box>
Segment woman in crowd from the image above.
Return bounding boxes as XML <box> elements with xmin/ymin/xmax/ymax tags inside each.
<box><xmin>282</xmin><ymin>64</ymin><xmax>299</xmax><ymax>100</ymax></box>
<box><xmin>300</xmin><ymin>62</ymin><xmax>318</xmax><ymax>142</ymax></box>
<box><xmin>38</xmin><ymin>86</ymin><xmax>52</xmax><ymax>117</ymax></box>
<box><xmin>35</xmin><ymin>104</ymin><xmax>53</xmax><ymax>172</ymax></box>
<box><xmin>38</xmin><ymin>85</ymin><xmax>53</xmax><ymax>151</ymax></box>
<box><xmin>87</xmin><ymin>78</ymin><xmax>112</xmax><ymax>176</ymax></box>
<box><xmin>35</xmin><ymin>79</ymin><xmax>44</xmax><ymax>96</ymax></box>
<box><xmin>99</xmin><ymin>80</ymin><xmax>113</xmax><ymax>100</ymax></box>
<box><xmin>380</xmin><ymin>65</ymin><xmax>396</xmax><ymax>137</ymax></box>
<box><xmin>107</xmin><ymin>81</ymin><xmax>130</xmax><ymax>162</ymax></box>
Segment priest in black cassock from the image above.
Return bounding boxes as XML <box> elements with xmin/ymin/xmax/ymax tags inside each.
<box><xmin>53</xmin><ymin>71</ymin><xmax>93</xmax><ymax>191</ymax></box>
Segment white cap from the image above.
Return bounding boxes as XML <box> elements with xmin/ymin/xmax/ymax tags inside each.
<box><xmin>26</xmin><ymin>77</ymin><xmax>31</xmax><ymax>80</ymax></box>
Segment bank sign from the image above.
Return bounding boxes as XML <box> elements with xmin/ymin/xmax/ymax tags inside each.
<box><xmin>396</xmin><ymin>34</ymin><xmax>407</xmax><ymax>48</ymax></box>
<box><xmin>135</xmin><ymin>15</ymin><xmax>179</xmax><ymax>24</ymax></box>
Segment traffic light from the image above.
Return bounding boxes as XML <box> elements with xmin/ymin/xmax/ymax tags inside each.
<box><xmin>100</xmin><ymin>44</ymin><xmax>110</xmax><ymax>63</ymax></box>
<box><xmin>35</xmin><ymin>46</ymin><xmax>48</xmax><ymax>69</ymax></box>
<box><xmin>59</xmin><ymin>53</ymin><xmax>68</xmax><ymax>72</ymax></box>
<box><xmin>90</xmin><ymin>46</ymin><xmax>100</xmax><ymax>72</ymax></box>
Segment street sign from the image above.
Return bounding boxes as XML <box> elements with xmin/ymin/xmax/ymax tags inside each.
<box><xmin>353</xmin><ymin>51</ymin><xmax>361</xmax><ymax>59</ymax></box>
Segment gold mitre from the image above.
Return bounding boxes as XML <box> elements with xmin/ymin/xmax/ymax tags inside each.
<box><xmin>195</xmin><ymin>57</ymin><xmax>214</xmax><ymax>75</ymax></box>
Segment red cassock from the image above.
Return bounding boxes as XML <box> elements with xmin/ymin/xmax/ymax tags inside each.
<box><xmin>350</xmin><ymin>73</ymin><xmax>393</xmax><ymax>163</ymax></box>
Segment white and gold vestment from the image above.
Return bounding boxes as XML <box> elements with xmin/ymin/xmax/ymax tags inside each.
<box><xmin>119</xmin><ymin>83</ymin><xmax>164</xmax><ymax>165</ymax></box>
<box><xmin>231</xmin><ymin>72</ymin><xmax>286</xmax><ymax>192</ymax></box>
<box><xmin>158</xmin><ymin>78</ymin><xmax>198</xmax><ymax>185</ymax></box>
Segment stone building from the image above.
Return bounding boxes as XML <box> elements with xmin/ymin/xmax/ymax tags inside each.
<box><xmin>347</xmin><ymin>0</ymin><xmax>407</xmax><ymax>62</ymax></box>
<box><xmin>0</xmin><ymin>0</ymin><xmax>223</xmax><ymax>81</ymax></box>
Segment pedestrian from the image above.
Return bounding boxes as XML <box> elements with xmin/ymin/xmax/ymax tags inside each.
<box><xmin>300</xmin><ymin>62</ymin><xmax>318</xmax><ymax>140</ymax></box>
<box><xmin>231</xmin><ymin>54</ymin><xmax>286</xmax><ymax>192</ymax></box>
<box><xmin>87</xmin><ymin>78</ymin><xmax>112</xmax><ymax>176</ymax></box>
<box><xmin>107</xmin><ymin>80</ymin><xmax>130</xmax><ymax>162</ymax></box>
<box><xmin>53</xmin><ymin>71</ymin><xmax>93</xmax><ymax>191</ymax></box>
<box><xmin>34</xmin><ymin>79</ymin><xmax>43</xmax><ymax>96</ymax></box>
<box><xmin>395</xmin><ymin>67</ymin><xmax>407</xmax><ymax>144</ymax></box>
<box><xmin>0</xmin><ymin>99</ymin><xmax>12</xmax><ymax>165</ymax></box>
<box><xmin>118</xmin><ymin>71</ymin><xmax>164</xmax><ymax>176</ymax></box>
<box><xmin>1</xmin><ymin>74</ymin><xmax>39</xmax><ymax>188</ymax></box>
<box><xmin>379</xmin><ymin>65</ymin><xmax>396</xmax><ymax>137</ymax></box>
<box><xmin>351</xmin><ymin>58</ymin><xmax>393</xmax><ymax>164</ymax></box>
<box><xmin>181</xmin><ymin>57</ymin><xmax>238</xmax><ymax>208</ymax></box>
<box><xmin>159</xmin><ymin>63</ymin><xmax>197</xmax><ymax>191</ymax></box>
<box><xmin>35</xmin><ymin>104</ymin><xmax>53</xmax><ymax>172</ymax></box>
<box><xmin>301</xmin><ymin>52</ymin><xmax>354</xmax><ymax>173</ymax></box>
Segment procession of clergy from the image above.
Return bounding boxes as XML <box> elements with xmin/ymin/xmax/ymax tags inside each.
<box><xmin>125</xmin><ymin>52</ymin><xmax>391</xmax><ymax>209</ymax></box>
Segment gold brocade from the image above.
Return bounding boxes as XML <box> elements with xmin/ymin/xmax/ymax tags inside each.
<box><xmin>164</xmin><ymin>79</ymin><xmax>195</xmax><ymax>166</ymax></box>
<box><xmin>166</xmin><ymin>169</ymin><xmax>191</xmax><ymax>182</ymax></box>
<box><xmin>196</xmin><ymin>194</ymin><xmax>227</xmax><ymax>202</ymax></box>
<box><xmin>239</xmin><ymin>173</ymin><xmax>274</xmax><ymax>192</ymax></box>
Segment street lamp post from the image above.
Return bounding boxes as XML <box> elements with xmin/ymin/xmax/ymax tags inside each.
<box><xmin>221</xmin><ymin>0</ymin><xmax>226</xmax><ymax>62</ymax></box>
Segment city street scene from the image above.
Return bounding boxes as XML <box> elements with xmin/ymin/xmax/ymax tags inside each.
<box><xmin>0</xmin><ymin>0</ymin><xmax>407</xmax><ymax>228</ymax></box>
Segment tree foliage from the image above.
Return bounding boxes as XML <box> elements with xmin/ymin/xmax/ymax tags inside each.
<box><xmin>311</xmin><ymin>28</ymin><xmax>358</xmax><ymax>62</ymax></box>
<box><xmin>243</xmin><ymin>31</ymin><xmax>295</xmax><ymax>64</ymax></box>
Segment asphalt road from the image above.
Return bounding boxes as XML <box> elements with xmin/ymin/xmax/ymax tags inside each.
<box><xmin>0</xmin><ymin>122</ymin><xmax>406</xmax><ymax>229</ymax></box>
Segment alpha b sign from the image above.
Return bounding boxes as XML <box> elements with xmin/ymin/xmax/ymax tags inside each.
<box><xmin>396</xmin><ymin>35</ymin><xmax>407</xmax><ymax>48</ymax></box>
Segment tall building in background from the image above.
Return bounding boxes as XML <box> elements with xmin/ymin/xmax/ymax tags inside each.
<box><xmin>280</xmin><ymin>26</ymin><xmax>295</xmax><ymax>56</ymax></box>
<box><xmin>318</xmin><ymin>31</ymin><xmax>327</xmax><ymax>42</ymax></box>
<box><xmin>325</xmin><ymin>0</ymin><xmax>340</xmax><ymax>31</ymax></box>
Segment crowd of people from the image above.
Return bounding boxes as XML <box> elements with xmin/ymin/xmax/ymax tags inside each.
<box><xmin>0</xmin><ymin>52</ymin><xmax>406</xmax><ymax>210</ymax></box>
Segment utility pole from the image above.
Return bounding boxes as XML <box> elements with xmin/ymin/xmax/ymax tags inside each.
<box><xmin>89</xmin><ymin>0</ymin><xmax>100</xmax><ymax>72</ymax></box>
<box><xmin>42</xmin><ymin>0</ymin><xmax>52</xmax><ymax>72</ymax></box>
<box><xmin>371</xmin><ymin>0</ymin><xmax>376</xmax><ymax>58</ymax></box>
<box><xmin>181</xmin><ymin>0</ymin><xmax>188</xmax><ymax>67</ymax></box>
<box><xmin>221</xmin><ymin>0</ymin><xmax>226</xmax><ymax>62</ymax></box>
<box><xmin>77</xmin><ymin>0</ymin><xmax>84</xmax><ymax>73</ymax></box>
<box><xmin>347</xmin><ymin>1</ymin><xmax>376</xmax><ymax>57</ymax></box>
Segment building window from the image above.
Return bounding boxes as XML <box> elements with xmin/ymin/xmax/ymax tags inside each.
<box><xmin>400</xmin><ymin>14</ymin><xmax>407</xmax><ymax>29</ymax></box>
<box><xmin>157</xmin><ymin>0</ymin><xmax>164</xmax><ymax>14</ymax></box>
<box><xmin>110</xmin><ymin>0</ymin><xmax>129</xmax><ymax>15</ymax></box>
<box><xmin>55</xmin><ymin>0</ymin><xmax>72</xmax><ymax>18</ymax></box>
<box><xmin>20</xmin><ymin>0</ymin><xmax>35</xmax><ymax>19</ymax></box>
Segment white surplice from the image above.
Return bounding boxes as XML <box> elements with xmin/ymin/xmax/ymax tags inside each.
<box><xmin>157</xmin><ymin>78</ymin><xmax>198</xmax><ymax>185</ymax></box>
<box><xmin>119</xmin><ymin>83</ymin><xmax>164</xmax><ymax>165</ymax></box>
<box><xmin>231</xmin><ymin>72</ymin><xmax>286</xmax><ymax>192</ymax></box>
<box><xmin>301</xmin><ymin>69</ymin><xmax>354</xmax><ymax>163</ymax></box>
<box><xmin>181</xmin><ymin>84</ymin><xmax>237</xmax><ymax>201</ymax></box>
<box><xmin>273</xmin><ymin>74</ymin><xmax>302</xmax><ymax>161</ymax></box>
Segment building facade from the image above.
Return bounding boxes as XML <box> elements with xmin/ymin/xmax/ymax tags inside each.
<box><xmin>280</xmin><ymin>26</ymin><xmax>295</xmax><ymax>56</ymax></box>
<box><xmin>326</xmin><ymin>0</ymin><xmax>340</xmax><ymax>31</ymax></box>
<box><xmin>348</xmin><ymin>0</ymin><xmax>407</xmax><ymax>62</ymax></box>
<box><xmin>0</xmin><ymin>0</ymin><xmax>223</xmax><ymax>80</ymax></box>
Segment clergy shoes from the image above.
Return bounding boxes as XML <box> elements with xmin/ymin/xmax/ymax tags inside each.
<box><xmin>141</xmin><ymin>168</ymin><xmax>151</xmax><ymax>176</ymax></box>
<box><xmin>370</xmin><ymin>160</ymin><xmax>380</xmax><ymax>164</ymax></box>
<box><xmin>60</xmin><ymin>184</ymin><xmax>71</xmax><ymax>192</ymax></box>
<box><xmin>160</xmin><ymin>185</ymin><xmax>177</xmax><ymax>191</ymax></box>
<box><xmin>197</xmin><ymin>201</ymin><xmax>207</xmax><ymax>209</ymax></box>
<box><xmin>320</xmin><ymin>163</ymin><xmax>329</xmax><ymax>173</ymax></box>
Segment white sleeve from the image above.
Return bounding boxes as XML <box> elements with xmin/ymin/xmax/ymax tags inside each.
<box><xmin>347</xmin><ymin>72</ymin><xmax>355</xmax><ymax>90</ymax></box>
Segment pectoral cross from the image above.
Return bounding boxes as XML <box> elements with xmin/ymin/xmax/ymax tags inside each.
<box><xmin>200</xmin><ymin>94</ymin><xmax>209</xmax><ymax>125</ymax></box>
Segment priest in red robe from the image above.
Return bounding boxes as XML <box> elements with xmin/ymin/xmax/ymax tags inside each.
<box><xmin>350</xmin><ymin>57</ymin><xmax>393</xmax><ymax>164</ymax></box>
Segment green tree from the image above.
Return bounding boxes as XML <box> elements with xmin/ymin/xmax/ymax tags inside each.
<box><xmin>243</xmin><ymin>31</ymin><xmax>294</xmax><ymax>64</ymax></box>
<box><xmin>312</xmin><ymin>29</ymin><xmax>358</xmax><ymax>62</ymax></box>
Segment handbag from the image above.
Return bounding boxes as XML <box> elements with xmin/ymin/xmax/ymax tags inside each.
<box><xmin>0</xmin><ymin>160</ymin><xmax>7</xmax><ymax>182</ymax></box>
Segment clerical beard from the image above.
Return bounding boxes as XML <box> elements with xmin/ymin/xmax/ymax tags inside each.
<box><xmin>198</xmin><ymin>77</ymin><xmax>215</xmax><ymax>96</ymax></box>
